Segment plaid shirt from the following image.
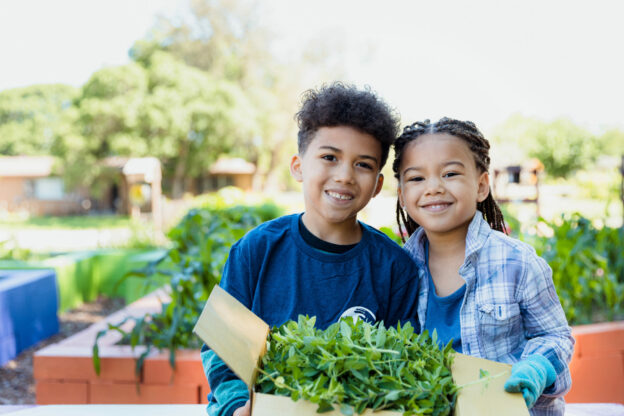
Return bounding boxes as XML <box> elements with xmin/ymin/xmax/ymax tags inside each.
<box><xmin>403</xmin><ymin>212</ymin><xmax>574</xmax><ymax>416</ymax></box>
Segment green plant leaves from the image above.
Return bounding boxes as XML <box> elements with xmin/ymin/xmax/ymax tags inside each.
<box><xmin>91</xmin><ymin>202</ymin><xmax>282</xmax><ymax>374</ymax></box>
<box><xmin>257</xmin><ymin>317</ymin><xmax>457</xmax><ymax>416</ymax></box>
<box><xmin>526</xmin><ymin>214</ymin><xmax>624</xmax><ymax>325</ymax></box>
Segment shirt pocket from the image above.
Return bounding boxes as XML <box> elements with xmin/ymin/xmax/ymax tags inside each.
<box><xmin>477</xmin><ymin>302</ymin><xmax>522</xmax><ymax>345</ymax></box>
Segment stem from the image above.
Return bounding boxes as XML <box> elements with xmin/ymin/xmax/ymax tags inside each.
<box><xmin>456</xmin><ymin>370</ymin><xmax>508</xmax><ymax>390</ymax></box>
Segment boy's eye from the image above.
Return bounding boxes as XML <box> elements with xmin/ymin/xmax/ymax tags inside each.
<box><xmin>321</xmin><ymin>155</ymin><xmax>337</xmax><ymax>162</ymax></box>
<box><xmin>443</xmin><ymin>172</ymin><xmax>460</xmax><ymax>178</ymax></box>
<box><xmin>407</xmin><ymin>176</ymin><xmax>424</xmax><ymax>182</ymax></box>
<box><xmin>356</xmin><ymin>161</ymin><xmax>374</xmax><ymax>170</ymax></box>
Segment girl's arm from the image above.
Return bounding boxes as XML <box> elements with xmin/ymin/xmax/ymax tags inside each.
<box><xmin>518</xmin><ymin>253</ymin><xmax>574</xmax><ymax>397</ymax></box>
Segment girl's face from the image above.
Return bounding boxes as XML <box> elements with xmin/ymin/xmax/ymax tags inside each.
<box><xmin>398</xmin><ymin>133</ymin><xmax>490</xmax><ymax>239</ymax></box>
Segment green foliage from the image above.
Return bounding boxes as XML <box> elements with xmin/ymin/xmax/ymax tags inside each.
<box><xmin>0</xmin><ymin>84</ymin><xmax>78</xmax><ymax>156</ymax></box>
<box><xmin>257</xmin><ymin>316</ymin><xmax>457</xmax><ymax>415</ymax></box>
<box><xmin>0</xmin><ymin>215</ymin><xmax>132</xmax><ymax>229</ymax></box>
<box><xmin>0</xmin><ymin>239</ymin><xmax>32</xmax><ymax>261</ymax></box>
<box><xmin>527</xmin><ymin>214</ymin><xmax>624</xmax><ymax>325</ymax></box>
<box><xmin>379</xmin><ymin>226</ymin><xmax>402</xmax><ymax>245</ymax></box>
<box><xmin>597</xmin><ymin>129</ymin><xmax>624</xmax><ymax>156</ymax></box>
<box><xmin>92</xmin><ymin>202</ymin><xmax>282</xmax><ymax>375</ymax></box>
<box><xmin>64</xmin><ymin>51</ymin><xmax>260</xmax><ymax>196</ymax></box>
<box><xmin>493</xmin><ymin>114</ymin><xmax>599</xmax><ymax>179</ymax></box>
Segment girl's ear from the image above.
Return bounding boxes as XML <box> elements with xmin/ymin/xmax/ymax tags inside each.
<box><xmin>477</xmin><ymin>171</ymin><xmax>490</xmax><ymax>203</ymax></box>
<box><xmin>290</xmin><ymin>154</ymin><xmax>303</xmax><ymax>182</ymax></box>
<box><xmin>397</xmin><ymin>184</ymin><xmax>405</xmax><ymax>208</ymax></box>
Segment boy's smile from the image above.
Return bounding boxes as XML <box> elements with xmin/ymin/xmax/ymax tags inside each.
<box><xmin>398</xmin><ymin>133</ymin><xmax>489</xmax><ymax>240</ymax></box>
<box><xmin>290</xmin><ymin>126</ymin><xmax>384</xmax><ymax>244</ymax></box>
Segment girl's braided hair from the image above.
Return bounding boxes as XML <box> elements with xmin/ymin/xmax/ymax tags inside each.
<box><xmin>392</xmin><ymin>117</ymin><xmax>507</xmax><ymax>241</ymax></box>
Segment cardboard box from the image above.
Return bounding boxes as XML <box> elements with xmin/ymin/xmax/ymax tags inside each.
<box><xmin>194</xmin><ymin>286</ymin><xmax>529</xmax><ymax>416</ymax></box>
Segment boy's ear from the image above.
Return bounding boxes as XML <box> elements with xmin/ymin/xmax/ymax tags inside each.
<box><xmin>372</xmin><ymin>173</ymin><xmax>384</xmax><ymax>198</ymax></box>
<box><xmin>290</xmin><ymin>154</ymin><xmax>303</xmax><ymax>182</ymax></box>
<box><xmin>477</xmin><ymin>171</ymin><xmax>490</xmax><ymax>203</ymax></box>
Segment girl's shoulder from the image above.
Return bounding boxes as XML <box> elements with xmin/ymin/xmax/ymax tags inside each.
<box><xmin>481</xmin><ymin>228</ymin><xmax>540</xmax><ymax>260</ymax></box>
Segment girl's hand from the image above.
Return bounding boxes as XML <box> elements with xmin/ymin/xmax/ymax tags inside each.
<box><xmin>233</xmin><ymin>400</ymin><xmax>251</xmax><ymax>416</ymax></box>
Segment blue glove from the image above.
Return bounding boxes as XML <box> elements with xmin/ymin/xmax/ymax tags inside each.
<box><xmin>504</xmin><ymin>354</ymin><xmax>556</xmax><ymax>409</ymax></box>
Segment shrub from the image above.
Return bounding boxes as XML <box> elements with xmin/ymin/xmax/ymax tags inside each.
<box><xmin>528</xmin><ymin>214</ymin><xmax>624</xmax><ymax>325</ymax></box>
<box><xmin>93</xmin><ymin>201</ymin><xmax>283</xmax><ymax>374</ymax></box>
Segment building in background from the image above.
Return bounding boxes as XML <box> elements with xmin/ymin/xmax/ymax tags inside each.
<box><xmin>0</xmin><ymin>156</ymin><xmax>88</xmax><ymax>216</ymax></box>
<box><xmin>0</xmin><ymin>156</ymin><xmax>162</xmax><ymax>227</ymax></box>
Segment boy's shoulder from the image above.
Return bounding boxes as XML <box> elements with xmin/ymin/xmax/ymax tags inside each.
<box><xmin>360</xmin><ymin>222</ymin><xmax>418</xmax><ymax>264</ymax></box>
<box><xmin>236</xmin><ymin>213</ymin><xmax>296</xmax><ymax>247</ymax></box>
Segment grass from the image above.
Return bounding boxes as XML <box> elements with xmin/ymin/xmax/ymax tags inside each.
<box><xmin>0</xmin><ymin>214</ymin><xmax>133</xmax><ymax>229</ymax></box>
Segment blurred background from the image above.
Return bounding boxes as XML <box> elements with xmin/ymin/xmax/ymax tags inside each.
<box><xmin>1</xmin><ymin>0</ymin><xmax>623</xmax><ymax>406</ymax></box>
<box><xmin>1</xmin><ymin>0</ymin><xmax>623</xmax><ymax>243</ymax></box>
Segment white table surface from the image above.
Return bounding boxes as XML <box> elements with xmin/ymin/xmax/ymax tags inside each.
<box><xmin>1</xmin><ymin>403</ymin><xmax>623</xmax><ymax>416</ymax></box>
<box><xmin>2</xmin><ymin>405</ymin><xmax>206</xmax><ymax>416</ymax></box>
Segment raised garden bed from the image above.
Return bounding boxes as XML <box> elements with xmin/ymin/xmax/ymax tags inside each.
<box><xmin>33</xmin><ymin>289</ymin><xmax>208</xmax><ymax>404</ymax></box>
<box><xmin>0</xmin><ymin>269</ymin><xmax>59</xmax><ymax>366</ymax></box>
<box><xmin>33</xmin><ymin>288</ymin><xmax>624</xmax><ymax>405</ymax></box>
<box><xmin>0</xmin><ymin>249</ymin><xmax>168</xmax><ymax>312</ymax></box>
<box><xmin>566</xmin><ymin>321</ymin><xmax>624</xmax><ymax>404</ymax></box>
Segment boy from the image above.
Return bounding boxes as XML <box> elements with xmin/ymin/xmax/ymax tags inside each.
<box><xmin>201</xmin><ymin>83</ymin><xmax>421</xmax><ymax>416</ymax></box>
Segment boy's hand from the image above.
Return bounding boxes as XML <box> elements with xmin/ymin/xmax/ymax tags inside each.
<box><xmin>233</xmin><ymin>400</ymin><xmax>250</xmax><ymax>416</ymax></box>
<box><xmin>504</xmin><ymin>354</ymin><xmax>556</xmax><ymax>408</ymax></box>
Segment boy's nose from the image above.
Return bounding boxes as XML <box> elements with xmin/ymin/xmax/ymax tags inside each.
<box><xmin>334</xmin><ymin>164</ymin><xmax>355</xmax><ymax>184</ymax></box>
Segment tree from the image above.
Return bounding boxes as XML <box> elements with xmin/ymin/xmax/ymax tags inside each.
<box><xmin>63</xmin><ymin>51</ymin><xmax>258</xmax><ymax>197</ymax></box>
<box><xmin>0</xmin><ymin>84</ymin><xmax>77</xmax><ymax>156</ymax></box>
<box><xmin>598</xmin><ymin>129</ymin><xmax>624</xmax><ymax>157</ymax></box>
<box><xmin>130</xmin><ymin>0</ymin><xmax>347</xmax><ymax>191</ymax></box>
<box><xmin>493</xmin><ymin>114</ymin><xmax>599</xmax><ymax>179</ymax></box>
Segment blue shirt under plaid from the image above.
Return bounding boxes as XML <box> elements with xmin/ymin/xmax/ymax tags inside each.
<box><xmin>403</xmin><ymin>212</ymin><xmax>574</xmax><ymax>416</ymax></box>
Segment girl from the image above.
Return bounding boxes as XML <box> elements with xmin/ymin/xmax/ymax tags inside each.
<box><xmin>392</xmin><ymin>118</ymin><xmax>573</xmax><ymax>416</ymax></box>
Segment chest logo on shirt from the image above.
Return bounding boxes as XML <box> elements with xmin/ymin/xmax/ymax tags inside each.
<box><xmin>340</xmin><ymin>306</ymin><xmax>376</xmax><ymax>324</ymax></box>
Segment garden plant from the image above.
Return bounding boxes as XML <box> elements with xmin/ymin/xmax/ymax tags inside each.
<box><xmin>257</xmin><ymin>315</ymin><xmax>457</xmax><ymax>415</ymax></box>
<box><xmin>92</xmin><ymin>201</ymin><xmax>282</xmax><ymax>374</ymax></box>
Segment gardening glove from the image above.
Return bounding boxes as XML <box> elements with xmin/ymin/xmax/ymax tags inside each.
<box><xmin>504</xmin><ymin>354</ymin><xmax>556</xmax><ymax>409</ymax></box>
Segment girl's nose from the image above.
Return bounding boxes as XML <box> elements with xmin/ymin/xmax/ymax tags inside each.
<box><xmin>424</xmin><ymin>177</ymin><xmax>444</xmax><ymax>195</ymax></box>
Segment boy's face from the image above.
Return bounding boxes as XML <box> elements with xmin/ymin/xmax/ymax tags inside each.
<box><xmin>290</xmin><ymin>126</ymin><xmax>384</xmax><ymax>235</ymax></box>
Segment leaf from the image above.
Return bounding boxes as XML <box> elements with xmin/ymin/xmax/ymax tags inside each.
<box><xmin>340</xmin><ymin>320</ymin><xmax>352</xmax><ymax>339</ymax></box>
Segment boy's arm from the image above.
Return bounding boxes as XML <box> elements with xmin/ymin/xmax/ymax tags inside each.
<box><xmin>201</xmin><ymin>345</ymin><xmax>249</xmax><ymax>416</ymax></box>
<box><xmin>201</xmin><ymin>241</ymin><xmax>253</xmax><ymax>416</ymax></box>
<box><xmin>518</xmin><ymin>254</ymin><xmax>574</xmax><ymax>397</ymax></box>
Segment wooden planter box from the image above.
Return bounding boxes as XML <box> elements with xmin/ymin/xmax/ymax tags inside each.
<box><xmin>33</xmin><ymin>289</ymin><xmax>208</xmax><ymax>404</ymax></box>
<box><xmin>34</xmin><ymin>289</ymin><xmax>624</xmax><ymax>405</ymax></box>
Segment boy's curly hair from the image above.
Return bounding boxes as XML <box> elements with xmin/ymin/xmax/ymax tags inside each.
<box><xmin>295</xmin><ymin>82</ymin><xmax>400</xmax><ymax>169</ymax></box>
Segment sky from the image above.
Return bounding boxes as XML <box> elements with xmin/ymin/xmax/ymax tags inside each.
<box><xmin>2</xmin><ymin>0</ymin><xmax>624</xmax><ymax>135</ymax></box>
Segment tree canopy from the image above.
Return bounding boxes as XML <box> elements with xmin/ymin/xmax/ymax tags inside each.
<box><xmin>493</xmin><ymin>114</ymin><xmax>601</xmax><ymax>179</ymax></box>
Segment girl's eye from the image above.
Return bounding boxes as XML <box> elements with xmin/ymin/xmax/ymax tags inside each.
<box><xmin>356</xmin><ymin>161</ymin><xmax>374</xmax><ymax>170</ymax></box>
<box><xmin>407</xmin><ymin>176</ymin><xmax>424</xmax><ymax>182</ymax></box>
<box><xmin>443</xmin><ymin>172</ymin><xmax>459</xmax><ymax>178</ymax></box>
<box><xmin>321</xmin><ymin>155</ymin><xmax>337</xmax><ymax>162</ymax></box>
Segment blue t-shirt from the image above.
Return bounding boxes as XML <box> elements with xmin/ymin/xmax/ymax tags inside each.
<box><xmin>221</xmin><ymin>213</ymin><xmax>420</xmax><ymax>330</ymax></box>
<box><xmin>423</xmin><ymin>242</ymin><xmax>465</xmax><ymax>353</ymax></box>
<box><xmin>202</xmin><ymin>213</ymin><xmax>421</xmax><ymax>416</ymax></box>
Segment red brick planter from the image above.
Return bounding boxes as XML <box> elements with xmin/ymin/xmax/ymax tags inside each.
<box><xmin>33</xmin><ymin>290</ymin><xmax>208</xmax><ymax>404</ymax></box>
<box><xmin>565</xmin><ymin>321</ymin><xmax>624</xmax><ymax>404</ymax></box>
<box><xmin>34</xmin><ymin>290</ymin><xmax>624</xmax><ymax>405</ymax></box>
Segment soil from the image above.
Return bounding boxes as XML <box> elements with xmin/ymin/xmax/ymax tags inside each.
<box><xmin>0</xmin><ymin>296</ymin><xmax>126</xmax><ymax>405</ymax></box>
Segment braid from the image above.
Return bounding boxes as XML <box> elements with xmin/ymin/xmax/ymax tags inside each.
<box><xmin>392</xmin><ymin>117</ymin><xmax>508</xmax><ymax>239</ymax></box>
